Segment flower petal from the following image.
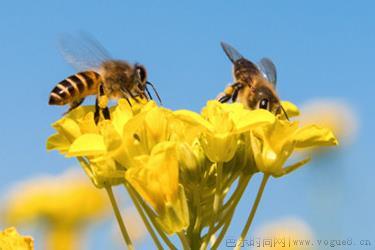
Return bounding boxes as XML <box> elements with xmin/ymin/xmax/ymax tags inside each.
<box><xmin>68</xmin><ymin>134</ymin><xmax>106</xmax><ymax>156</ymax></box>
<box><xmin>174</xmin><ymin>110</ymin><xmax>214</xmax><ymax>131</ymax></box>
<box><xmin>232</xmin><ymin>109</ymin><xmax>276</xmax><ymax>133</ymax></box>
<box><xmin>281</xmin><ymin>101</ymin><xmax>300</xmax><ymax>118</ymax></box>
<box><xmin>46</xmin><ymin>134</ymin><xmax>71</xmax><ymax>153</ymax></box>
<box><xmin>294</xmin><ymin>125</ymin><xmax>338</xmax><ymax>148</ymax></box>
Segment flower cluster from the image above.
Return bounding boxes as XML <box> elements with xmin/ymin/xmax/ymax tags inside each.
<box><xmin>0</xmin><ymin>227</ymin><xmax>33</xmax><ymax>250</ymax></box>
<box><xmin>47</xmin><ymin>99</ymin><xmax>337</xmax><ymax>249</ymax></box>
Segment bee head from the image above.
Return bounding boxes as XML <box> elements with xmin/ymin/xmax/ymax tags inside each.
<box><xmin>254</xmin><ymin>85</ymin><xmax>288</xmax><ymax>120</ymax></box>
<box><xmin>135</xmin><ymin>64</ymin><xmax>147</xmax><ymax>89</ymax></box>
<box><xmin>250</xmin><ymin>79</ymin><xmax>282</xmax><ymax>114</ymax></box>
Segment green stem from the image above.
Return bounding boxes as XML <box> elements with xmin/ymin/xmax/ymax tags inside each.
<box><xmin>211</xmin><ymin>175</ymin><xmax>251</xmax><ymax>249</ymax></box>
<box><xmin>127</xmin><ymin>184</ymin><xmax>177</xmax><ymax>250</ymax></box>
<box><xmin>200</xmin><ymin>162</ymin><xmax>223</xmax><ymax>250</ymax></box>
<box><xmin>178</xmin><ymin>231</ymin><xmax>190</xmax><ymax>250</ymax></box>
<box><xmin>124</xmin><ymin>183</ymin><xmax>163</xmax><ymax>250</ymax></box>
<box><xmin>234</xmin><ymin>174</ymin><xmax>269</xmax><ymax>250</ymax></box>
<box><xmin>105</xmin><ymin>186</ymin><xmax>134</xmax><ymax>250</ymax></box>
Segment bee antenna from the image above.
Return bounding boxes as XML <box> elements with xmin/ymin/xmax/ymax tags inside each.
<box><xmin>280</xmin><ymin>104</ymin><xmax>289</xmax><ymax>121</ymax></box>
<box><xmin>145</xmin><ymin>86</ymin><xmax>153</xmax><ymax>100</ymax></box>
<box><xmin>146</xmin><ymin>81</ymin><xmax>162</xmax><ymax>105</ymax></box>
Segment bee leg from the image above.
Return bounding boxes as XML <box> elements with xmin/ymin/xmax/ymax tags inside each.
<box><xmin>231</xmin><ymin>82</ymin><xmax>243</xmax><ymax>102</ymax></box>
<box><xmin>122</xmin><ymin>87</ymin><xmax>139</xmax><ymax>103</ymax></box>
<box><xmin>94</xmin><ymin>97</ymin><xmax>111</xmax><ymax>123</ymax></box>
<box><xmin>218</xmin><ymin>82</ymin><xmax>242</xmax><ymax>103</ymax></box>
<box><xmin>102</xmin><ymin>106</ymin><xmax>110</xmax><ymax>120</ymax></box>
<box><xmin>232</xmin><ymin>87</ymin><xmax>240</xmax><ymax>102</ymax></box>
<box><xmin>94</xmin><ymin>85</ymin><xmax>111</xmax><ymax>124</ymax></box>
<box><xmin>64</xmin><ymin>98</ymin><xmax>85</xmax><ymax>115</ymax></box>
<box><xmin>218</xmin><ymin>94</ymin><xmax>231</xmax><ymax>103</ymax></box>
<box><xmin>94</xmin><ymin>97</ymin><xmax>100</xmax><ymax>124</ymax></box>
<box><xmin>123</xmin><ymin>96</ymin><xmax>132</xmax><ymax>106</ymax></box>
<box><xmin>98</xmin><ymin>84</ymin><xmax>111</xmax><ymax>120</ymax></box>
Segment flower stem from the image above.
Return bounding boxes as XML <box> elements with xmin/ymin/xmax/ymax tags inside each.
<box><xmin>234</xmin><ymin>174</ymin><xmax>269</xmax><ymax>250</ymax></box>
<box><xmin>124</xmin><ymin>183</ymin><xmax>164</xmax><ymax>250</ymax></box>
<box><xmin>200</xmin><ymin>162</ymin><xmax>223</xmax><ymax>250</ymax></box>
<box><xmin>211</xmin><ymin>175</ymin><xmax>251</xmax><ymax>249</ymax></box>
<box><xmin>178</xmin><ymin>231</ymin><xmax>190</xmax><ymax>250</ymax></box>
<box><xmin>105</xmin><ymin>186</ymin><xmax>134</xmax><ymax>250</ymax></box>
<box><xmin>127</xmin><ymin>184</ymin><xmax>177</xmax><ymax>250</ymax></box>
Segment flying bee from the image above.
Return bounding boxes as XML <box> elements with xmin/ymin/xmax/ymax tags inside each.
<box><xmin>218</xmin><ymin>42</ymin><xmax>288</xmax><ymax>119</ymax></box>
<box><xmin>48</xmin><ymin>33</ymin><xmax>161</xmax><ymax>123</ymax></box>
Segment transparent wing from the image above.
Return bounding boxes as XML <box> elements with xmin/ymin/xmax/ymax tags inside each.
<box><xmin>220</xmin><ymin>42</ymin><xmax>244</xmax><ymax>63</ymax></box>
<box><xmin>258</xmin><ymin>57</ymin><xmax>277</xmax><ymax>86</ymax></box>
<box><xmin>59</xmin><ymin>32</ymin><xmax>112</xmax><ymax>71</ymax></box>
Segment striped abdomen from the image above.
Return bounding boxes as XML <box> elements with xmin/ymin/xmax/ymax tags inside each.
<box><xmin>49</xmin><ymin>71</ymin><xmax>101</xmax><ymax>105</ymax></box>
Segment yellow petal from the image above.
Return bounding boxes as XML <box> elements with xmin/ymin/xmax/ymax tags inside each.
<box><xmin>156</xmin><ymin>185</ymin><xmax>189</xmax><ymax>234</ymax></box>
<box><xmin>281</xmin><ymin>101</ymin><xmax>300</xmax><ymax>118</ymax></box>
<box><xmin>98</xmin><ymin>121</ymin><xmax>122</xmax><ymax>152</ymax></box>
<box><xmin>144</xmin><ymin>108</ymin><xmax>170</xmax><ymax>146</ymax></box>
<box><xmin>200</xmin><ymin>133</ymin><xmax>238</xmax><ymax>163</ymax></box>
<box><xmin>232</xmin><ymin>109</ymin><xmax>276</xmax><ymax>133</ymax></box>
<box><xmin>126</xmin><ymin>142</ymin><xmax>179</xmax><ymax>210</ymax></box>
<box><xmin>294</xmin><ymin>125</ymin><xmax>338</xmax><ymax>148</ymax></box>
<box><xmin>52</xmin><ymin>118</ymin><xmax>81</xmax><ymax>143</ymax></box>
<box><xmin>0</xmin><ymin>227</ymin><xmax>33</xmax><ymax>250</ymax></box>
<box><xmin>78</xmin><ymin>112</ymin><xmax>99</xmax><ymax>134</ymax></box>
<box><xmin>111</xmin><ymin>99</ymin><xmax>134</xmax><ymax>136</ymax></box>
<box><xmin>46</xmin><ymin>133</ymin><xmax>71</xmax><ymax>153</ymax></box>
<box><xmin>68</xmin><ymin>134</ymin><xmax>106</xmax><ymax>156</ymax></box>
<box><xmin>174</xmin><ymin>110</ymin><xmax>214</xmax><ymax>131</ymax></box>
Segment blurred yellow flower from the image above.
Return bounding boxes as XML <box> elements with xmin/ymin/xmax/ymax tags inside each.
<box><xmin>299</xmin><ymin>98</ymin><xmax>358</xmax><ymax>145</ymax></box>
<box><xmin>250</xmin><ymin>119</ymin><xmax>338</xmax><ymax>177</ymax></box>
<box><xmin>3</xmin><ymin>169</ymin><xmax>109</xmax><ymax>250</ymax></box>
<box><xmin>255</xmin><ymin>217</ymin><xmax>315</xmax><ymax>250</ymax></box>
<box><xmin>0</xmin><ymin>227</ymin><xmax>33</xmax><ymax>250</ymax></box>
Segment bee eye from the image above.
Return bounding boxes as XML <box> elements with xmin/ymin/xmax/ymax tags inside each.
<box><xmin>259</xmin><ymin>98</ymin><xmax>269</xmax><ymax>110</ymax></box>
<box><xmin>135</xmin><ymin>65</ymin><xmax>147</xmax><ymax>83</ymax></box>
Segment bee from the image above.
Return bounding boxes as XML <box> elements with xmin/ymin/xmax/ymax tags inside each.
<box><xmin>217</xmin><ymin>42</ymin><xmax>288</xmax><ymax>119</ymax></box>
<box><xmin>48</xmin><ymin>33</ymin><xmax>161</xmax><ymax>123</ymax></box>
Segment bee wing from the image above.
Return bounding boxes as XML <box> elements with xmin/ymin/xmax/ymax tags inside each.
<box><xmin>59</xmin><ymin>32</ymin><xmax>112</xmax><ymax>71</ymax></box>
<box><xmin>220</xmin><ymin>42</ymin><xmax>244</xmax><ymax>63</ymax></box>
<box><xmin>258</xmin><ymin>58</ymin><xmax>277</xmax><ymax>86</ymax></box>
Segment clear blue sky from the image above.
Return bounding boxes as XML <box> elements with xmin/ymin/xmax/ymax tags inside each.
<box><xmin>0</xmin><ymin>0</ymin><xmax>374</xmax><ymax>249</ymax></box>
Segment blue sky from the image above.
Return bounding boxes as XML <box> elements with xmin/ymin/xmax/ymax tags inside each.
<box><xmin>0</xmin><ymin>0</ymin><xmax>374</xmax><ymax>249</ymax></box>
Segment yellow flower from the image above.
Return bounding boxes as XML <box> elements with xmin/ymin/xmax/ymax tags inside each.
<box><xmin>299</xmin><ymin>98</ymin><xmax>358</xmax><ymax>145</ymax></box>
<box><xmin>126</xmin><ymin>142</ymin><xmax>189</xmax><ymax>234</ymax></box>
<box><xmin>0</xmin><ymin>227</ymin><xmax>33</xmax><ymax>250</ymax></box>
<box><xmin>120</xmin><ymin>102</ymin><xmax>175</xmax><ymax>166</ymax></box>
<box><xmin>250</xmin><ymin>119</ymin><xmax>338</xmax><ymax>177</ymax></box>
<box><xmin>46</xmin><ymin>97</ymin><xmax>339</xmax><ymax>248</ymax></box>
<box><xmin>3</xmin><ymin>169</ymin><xmax>109</xmax><ymax>250</ymax></box>
<box><xmin>175</xmin><ymin>101</ymin><xmax>275</xmax><ymax>163</ymax></box>
<box><xmin>255</xmin><ymin>217</ymin><xmax>315</xmax><ymax>250</ymax></box>
<box><xmin>47</xmin><ymin>99</ymin><xmax>145</xmax><ymax>187</ymax></box>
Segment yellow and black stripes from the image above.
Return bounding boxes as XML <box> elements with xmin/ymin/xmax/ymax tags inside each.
<box><xmin>49</xmin><ymin>71</ymin><xmax>101</xmax><ymax>105</ymax></box>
